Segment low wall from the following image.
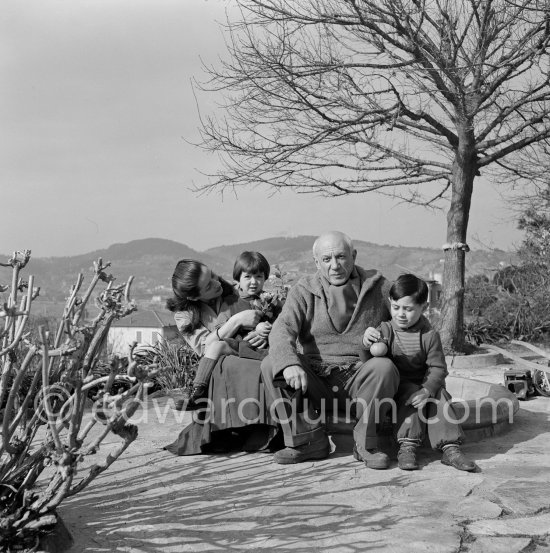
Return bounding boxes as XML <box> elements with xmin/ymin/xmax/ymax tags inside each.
<box><xmin>327</xmin><ymin>376</ymin><xmax>519</xmax><ymax>443</ymax></box>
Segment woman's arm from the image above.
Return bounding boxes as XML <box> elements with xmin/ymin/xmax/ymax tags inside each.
<box><xmin>204</xmin><ymin>309</ymin><xmax>262</xmax><ymax>348</ymax></box>
<box><xmin>182</xmin><ymin>326</ymin><xmax>211</xmax><ymax>356</ymax></box>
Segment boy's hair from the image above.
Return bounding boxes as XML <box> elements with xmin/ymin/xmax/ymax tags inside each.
<box><xmin>232</xmin><ymin>251</ymin><xmax>270</xmax><ymax>281</ymax></box>
<box><xmin>389</xmin><ymin>273</ymin><xmax>429</xmax><ymax>305</ymax></box>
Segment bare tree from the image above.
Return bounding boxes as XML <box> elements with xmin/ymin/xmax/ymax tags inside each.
<box><xmin>196</xmin><ymin>0</ymin><xmax>550</xmax><ymax>351</ymax></box>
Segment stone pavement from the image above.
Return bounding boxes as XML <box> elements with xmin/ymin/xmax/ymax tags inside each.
<box><xmin>59</xmin><ymin>363</ymin><xmax>550</xmax><ymax>553</ymax></box>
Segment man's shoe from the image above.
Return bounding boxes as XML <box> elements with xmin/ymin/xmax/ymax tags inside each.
<box><xmin>353</xmin><ymin>444</ymin><xmax>390</xmax><ymax>470</ymax></box>
<box><xmin>273</xmin><ymin>437</ymin><xmax>330</xmax><ymax>465</ymax></box>
<box><xmin>441</xmin><ymin>446</ymin><xmax>476</xmax><ymax>472</ymax></box>
<box><xmin>397</xmin><ymin>443</ymin><xmax>419</xmax><ymax>471</ymax></box>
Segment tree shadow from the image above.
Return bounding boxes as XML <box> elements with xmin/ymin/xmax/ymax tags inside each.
<box><xmin>58</xmin><ymin>397</ymin><xmax>550</xmax><ymax>552</ymax></box>
<box><xmin>60</xmin><ymin>448</ymin><xmax>449</xmax><ymax>553</ymax></box>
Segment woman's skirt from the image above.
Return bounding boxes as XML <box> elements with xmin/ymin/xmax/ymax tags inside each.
<box><xmin>165</xmin><ymin>355</ymin><xmax>280</xmax><ymax>455</ymax></box>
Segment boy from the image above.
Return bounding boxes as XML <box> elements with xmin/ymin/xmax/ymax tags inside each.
<box><xmin>362</xmin><ymin>274</ymin><xmax>476</xmax><ymax>472</ymax></box>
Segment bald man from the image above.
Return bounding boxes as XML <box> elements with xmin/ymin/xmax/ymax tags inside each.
<box><xmin>261</xmin><ymin>231</ymin><xmax>400</xmax><ymax>467</ymax></box>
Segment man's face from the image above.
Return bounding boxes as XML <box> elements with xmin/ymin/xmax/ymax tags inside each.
<box><xmin>314</xmin><ymin>236</ymin><xmax>356</xmax><ymax>285</ymax></box>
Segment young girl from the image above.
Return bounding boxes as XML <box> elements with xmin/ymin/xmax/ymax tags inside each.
<box><xmin>185</xmin><ymin>251</ymin><xmax>282</xmax><ymax>409</ymax></box>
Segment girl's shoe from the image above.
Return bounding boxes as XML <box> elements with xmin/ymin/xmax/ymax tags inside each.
<box><xmin>174</xmin><ymin>384</ymin><xmax>209</xmax><ymax>411</ymax></box>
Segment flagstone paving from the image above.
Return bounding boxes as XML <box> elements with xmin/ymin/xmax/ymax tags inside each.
<box><xmin>59</xmin><ymin>364</ymin><xmax>550</xmax><ymax>552</ymax></box>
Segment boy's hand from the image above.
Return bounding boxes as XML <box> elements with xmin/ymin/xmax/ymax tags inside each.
<box><xmin>255</xmin><ymin>321</ymin><xmax>272</xmax><ymax>338</ymax></box>
<box><xmin>362</xmin><ymin>327</ymin><xmax>381</xmax><ymax>347</ymax></box>
<box><xmin>405</xmin><ymin>388</ymin><xmax>431</xmax><ymax>409</ymax></box>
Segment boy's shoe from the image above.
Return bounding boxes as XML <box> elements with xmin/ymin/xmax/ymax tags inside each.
<box><xmin>174</xmin><ymin>383</ymin><xmax>209</xmax><ymax>411</ymax></box>
<box><xmin>397</xmin><ymin>442</ymin><xmax>419</xmax><ymax>470</ymax></box>
<box><xmin>441</xmin><ymin>445</ymin><xmax>476</xmax><ymax>472</ymax></box>
<box><xmin>353</xmin><ymin>444</ymin><xmax>390</xmax><ymax>470</ymax></box>
<box><xmin>273</xmin><ymin>437</ymin><xmax>330</xmax><ymax>464</ymax></box>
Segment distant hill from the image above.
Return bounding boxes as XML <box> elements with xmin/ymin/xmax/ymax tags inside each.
<box><xmin>0</xmin><ymin>237</ymin><xmax>517</xmax><ymax>309</ymax></box>
<box><xmin>205</xmin><ymin>236</ymin><xmax>516</xmax><ymax>282</ymax></box>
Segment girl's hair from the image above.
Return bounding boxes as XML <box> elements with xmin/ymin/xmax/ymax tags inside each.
<box><xmin>166</xmin><ymin>259</ymin><xmax>235</xmax><ymax>333</ymax></box>
<box><xmin>389</xmin><ymin>273</ymin><xmax>429</xmax><ymax>305</ymax></box>
<box><xmin>232</xmin><ymin>251</ymin><xmax>270</xmax><ymax>281</ymax></box>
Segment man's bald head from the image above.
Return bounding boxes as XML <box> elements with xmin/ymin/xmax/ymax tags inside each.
<box><xmin>312</xmin><ymin>231</ymin><xmax>354</xmax><ymax>257</ymax></box>
<box><xmin>312</xmin><ymin>231</ymin><xmax>357</xmax><ymax>285</ymax></box>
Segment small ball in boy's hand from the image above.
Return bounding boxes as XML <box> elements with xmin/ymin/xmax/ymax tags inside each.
<box><xmin>370</xmin><ymin>340</ymin><xmax>388</xmax><ymax>357</ymax></box>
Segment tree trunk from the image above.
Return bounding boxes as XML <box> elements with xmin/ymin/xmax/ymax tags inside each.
<box><xmin>439</xmin><ymin>133</ymin><xmax>476</xmax><ymax>353</ymax></box>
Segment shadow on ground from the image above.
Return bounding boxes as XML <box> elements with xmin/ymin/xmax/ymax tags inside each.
<box><xmin>62</xmin><ymin>451</ymin><xmax>422</xmax><ymax>552</ymax></box>
<box><xmin>59</xmin><ymin>394</ymin><xmax>550</xmax><ymax>552</ymax></box>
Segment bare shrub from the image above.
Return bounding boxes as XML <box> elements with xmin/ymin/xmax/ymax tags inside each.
<box><xmin>464</xmin><ymin>264</ymin><xmax>550</xmax><ymax>344</ymax></box>
<box><xmin>0</xmin><ymin>251</ymin><xmax>160</xmax><ymax>547</ymax></box>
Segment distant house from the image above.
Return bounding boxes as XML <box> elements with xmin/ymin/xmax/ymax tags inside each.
<box><xmin>108</xmin><ymin>309</ymin><xmax>179</xmax><ymax>356</ymax></box>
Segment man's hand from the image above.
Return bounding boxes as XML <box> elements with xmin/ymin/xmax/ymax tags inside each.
<box><xmin>405</xmin><ymin>388</ymin><xmax>431</xmax><ymax>409</ymax></box>
<box><xmin>255</xmin><ymin>321</ymin><xmax>272</xmax><ymax>338</ymax></box>
<box><xmin>362</xmin><ymin>327</ymin><xmax>381</xmax><ymax>347</ymax></box>
<box><xmin>282</xmin><ymin>365</ymin><xmax>308</xmax><ymax>393</ymax></box>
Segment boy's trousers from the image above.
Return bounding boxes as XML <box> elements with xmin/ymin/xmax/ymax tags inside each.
<box><xmin>395</xmin><ymin>380</ymin><xmax>465</xmax><ymax>448</ymax></box>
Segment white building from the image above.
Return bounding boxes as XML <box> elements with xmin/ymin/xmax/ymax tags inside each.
<box><xmin>108</xmin><ymin>309</ymin><xmax>179</xmax><ymax>356</ymax></box>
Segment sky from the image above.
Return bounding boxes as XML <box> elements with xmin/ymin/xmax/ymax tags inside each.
<box><xmin>1</xmin><ymin>0</ymin><xmax>524</xmax><ymax>258</ymax></box>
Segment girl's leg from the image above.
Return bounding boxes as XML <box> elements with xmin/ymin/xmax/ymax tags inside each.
<box><xmin>178</xmin><ymin>341</ymin><xmax>239</xmax><ymax>411</ymax></box>
<box><xmin>193</xmin><ymin>341</ymin><xmax>236</xmax><ymax>387</ymax></box>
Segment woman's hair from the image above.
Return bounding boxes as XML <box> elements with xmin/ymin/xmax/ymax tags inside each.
<box><xmin>166</xmin><ymin>259</ymin><xmax>235</xmax><ymax>333</ymax></box>
<box><xmin>232</xmin><ymin>251</ymin><xmax>270</xmax><ymax>281</ymax></box>
<box><xmin>389</xmin><ymin>273</ymin><xmax>429</xmax><ymax>305</ymax></box>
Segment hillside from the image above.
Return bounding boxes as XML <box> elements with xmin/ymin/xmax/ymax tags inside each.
<box><xmin>206</xmin><ymin>236</ymin><xmax>516</xmax><ymax>283</ymax></box>
<box><xmin>0</xmin><ymin>237</ymin><xmax>517</xmax><ymax>310</ymax></box>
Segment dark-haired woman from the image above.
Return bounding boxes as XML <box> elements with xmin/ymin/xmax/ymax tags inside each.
<box><xmin>165</xmin><ymin>259</ymin><xmax>279</xmax><ymax>455</ymax></box>
<box><xmin>183</xmin><ymin>251</ymin><xmax>282</xmax><ymax>408</ymax></box>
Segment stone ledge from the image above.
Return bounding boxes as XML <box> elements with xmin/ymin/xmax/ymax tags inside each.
<box><xmin>446</xmin><ymin>349</ymin><xmax>505</xmax><ymax>369</ymax></box>
<box><xmin>326</xmin><ymin>376</ymin><xmax>519</xmax><ymax>442</ymax></box>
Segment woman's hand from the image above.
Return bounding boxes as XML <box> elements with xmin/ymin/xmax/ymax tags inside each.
<box><xmin>405</xmin><ymin>388</ymin><xmax>431</xmax><ymax>409</ymax></box>
<box><xmin>234</xmin><ymin>309</ymin><xmax>262</xmax><ymax>328</ymax></box>
<box><xmin>243</xmin><ymin>331</ymin><xmax>268</xmax><ymax>349</ymax></box>
<box><xmin>362</xmin><ymin>327</ymin><xmax>381</xmax><ymax>347</ymax></box>
<box><xmin>255</xmin><ymin>321</ymin><xmax>272</xmax><ymax>338</ymax></box>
